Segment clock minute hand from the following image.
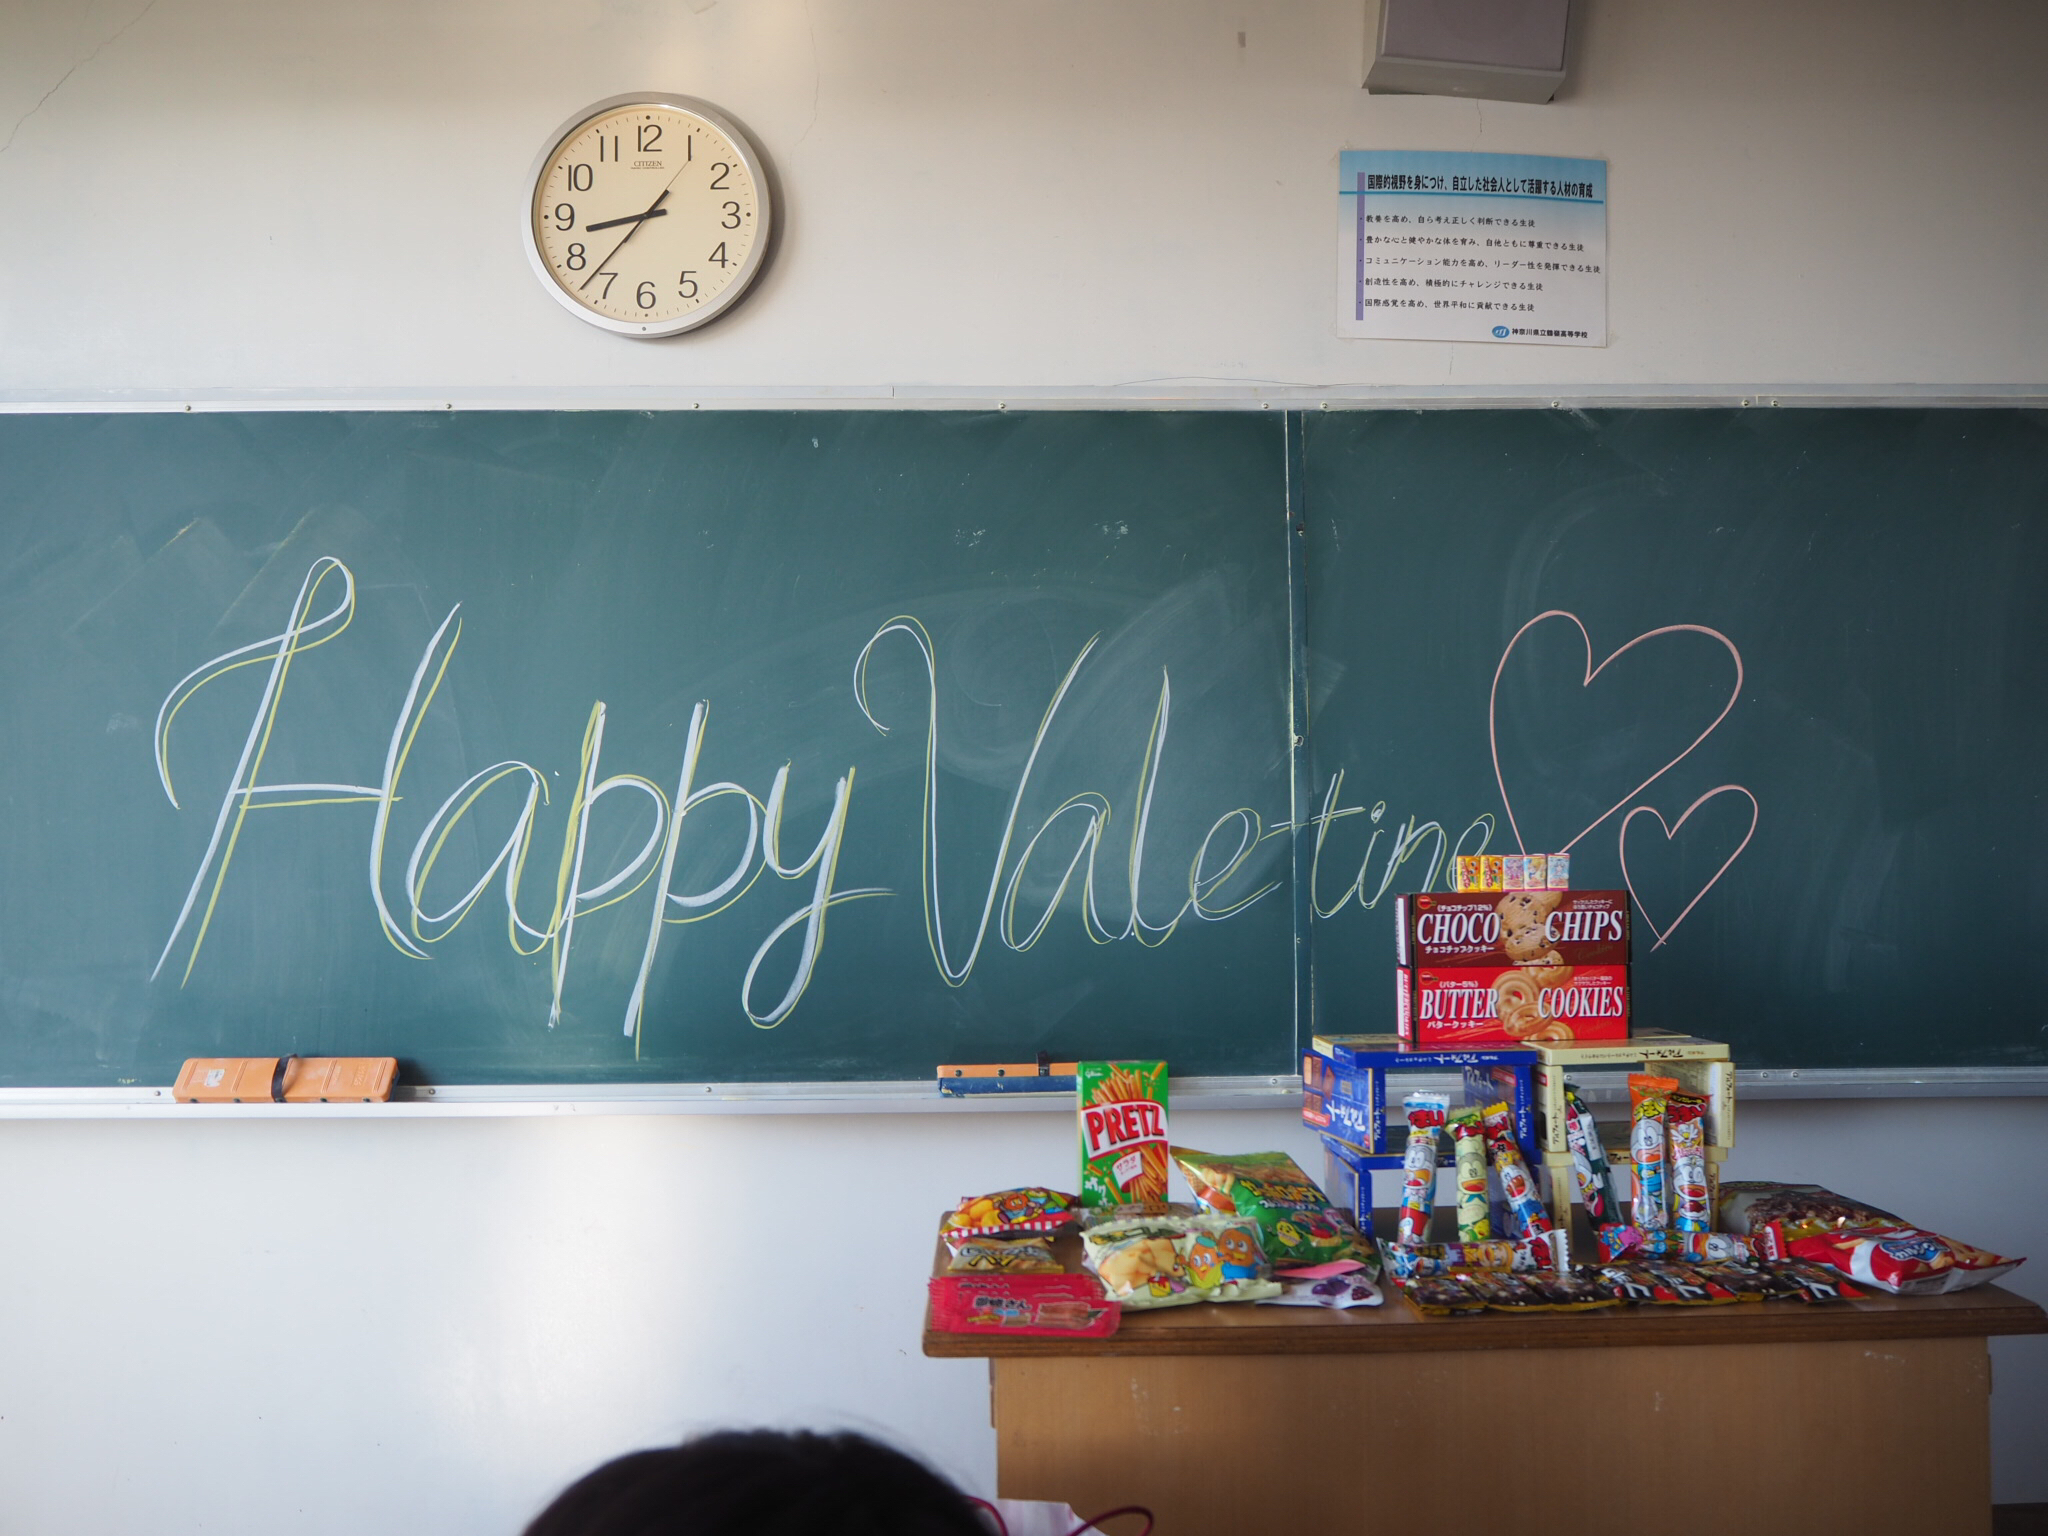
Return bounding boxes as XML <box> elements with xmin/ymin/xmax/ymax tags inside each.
<box><xmin>584</xmin><ymin>206</ymin><xmax>671</xmax><ymax>234</ymax></box>
<box><xmin>578</xmin><ymin>190</ymin><xmax>671</xmax><ymax>291</ymax></box>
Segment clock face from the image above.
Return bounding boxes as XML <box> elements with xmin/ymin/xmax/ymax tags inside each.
<box><xmin>525</xmin><ymin>95</ymin><xmax>771</xmax><ymax>336</ymax></box>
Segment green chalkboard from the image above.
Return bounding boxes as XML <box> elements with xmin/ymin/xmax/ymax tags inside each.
<box><xmin>4</xmin><ymin>407</ymin><xmax>2042</xmax><ymax>1087</ymax></box>
<box><xmin>0</xmin><ymin>411</ymin><xmax>1294</xmax><ymax>1086</ymax></box>
<box><xmin>1301</xmin><ymin>408</ymin><xmax>2048</xmax><ymax>1070</ymax></box>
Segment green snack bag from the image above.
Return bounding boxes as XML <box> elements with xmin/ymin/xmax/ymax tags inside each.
<box><xmin>1170</xmin><ymin>1146</ymin><xmax>1364</xmax><ymax>1267</ymax></box>
<box><xmin>1078</xmin><ymin>1061</ymin><xmax>1170</xmax><ymax>1206</ymax></box>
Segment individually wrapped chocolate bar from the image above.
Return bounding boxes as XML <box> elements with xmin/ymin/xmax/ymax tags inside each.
<box><xmin>1667</xmin><ymin>1091</ymin><xmax>1710</xmax><ymax>1232</ymax></box>
<box><xmin>1396</xmin><ymin>1090</ymin><xmax>1449</xmax><ymax>1245</ymax></box>
<box><xmin>1628</xmin><ymin>1073</ymin><xmax>1678</xmax><ymax>1231</ymax></box>
<box><xmin>1520</xmin><ymin>1272</ymin><xmax>1620</xmax><ymax>1310</ymax></box>
<box><xmin>1460</xmin><ymin>1272</ymin><xmax>1551</xmax><ymax>1311</ymax></box>
<box><xmin>1399</xmin><ymin>1274</ymin><xmax>1489</xmax><ymax>1317</ymax></box>
<box><xmin>1761</xmin><ymin>1258</ymin><xmax>1867</xmax><ymax>1304</ymax></box>
<box><xmin>1562</xmin><ymin>1082</ymin><xmax>1623</xmax><ymax>1226</ymax></box>
<box><xmin>1644</xmin><ymin>1262</ymin><xmax>1740</xmax><ymax>1305</ymax></box>
<box><xmin>1482</xmin><ymin>1100</ymin><xmax>1553</xmax><ymax>1238</ymax></box>
<box><xmin>1449</xmin><ymin>1107</ymin><xmax>1492</xmax><ymax>1241</ymax></box>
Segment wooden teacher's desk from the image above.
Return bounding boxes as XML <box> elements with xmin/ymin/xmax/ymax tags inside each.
<box><xmin>925</xmin><ymin>1229</ymin><xmax>2046</xmax><ymax>1536</ymax></box>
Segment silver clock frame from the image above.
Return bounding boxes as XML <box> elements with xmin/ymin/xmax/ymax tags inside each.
<box><xmin>522</xmin><ymin>92</ymin><xmax>775</xmax><ymax>338</ymax></box>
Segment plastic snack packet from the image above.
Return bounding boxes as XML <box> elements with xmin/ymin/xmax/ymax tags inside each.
<box><xmin>1562</xmin><ymin>1083</ymin><xmax>1622</xmax><ymax>1226</ymax></box>
<box><xmin>1449</xmin><ymin>1107</ymin><xmax>1492</xmax><ymax>1241</ymax></box>
<box><xmin>944</xmin><ymin>1235</ymin><xmax>1063</xmax><ymax>1274</ymax></box>
<box><xmin>1628</xmin><ymin>1074</ymin><xmax>1679</xmax><ymax>1231</ymax></box>
<box><xmin>1378</xmin><ymin>1238</ymin><xmax>1521</xmax><ymax>1283</ymax></box>
<box><xmin>1399</xmin><ymin>1274</ymin><xmax>1488</xmax><ymax>1317</ymax></box>
<box><xmin>942</xmin><ymin>1188</ymin><xmax>1078</xmax><ymax>1240</ymax></box>
<box><xmin>1180</xmin><ymin>1215</ymin><xmax>1282</xmax><ymax>1303</ymax></box>
<box><xmin>1667</xmin><ymin>1092</ymin><xmax>1711</xmax><ymax>1231</ymax></box>
<box><xmin>1520</xmin><ymin>1272</ymin><xmax>1620</xmax><ymax>1311</ymax></box>
<box><xmin>1171</xmin><ymin>1147</ymin><xmax>1367</xmax><ymax>1267</ymax></box>
<box><xmin>1265</xmin><ymin>1270</ymin><xmax>1384</xmax><ymax>1309</ymax></box>
<box><xmin>1398</xmin><ymin>1091</ymin><xmax>1450</xmax><ymax>1244</ymax></box>
<box><xmin>1078</xmin><ymin>1061</ymin><xmax>1170</xmax><ymax>1206</ymax></box>
<box><xmin>1459</xmin><ymin>1272</ymin><xmax>1550</xmax><ymax>1311</ymax></box>
<box><xmin>1081</xmin><ymin>1217</ymin><xmax>1203</xmax><ymax>1311</ymax></box>
<box><xmin>1715</xmin><ymin>1181</ymin><xmax>1903</xmax><ymax>1241</ymax></box>
<box><xmin>1780</xmin><ymin>1227</ymin><xmax>2023</xmax><ymax>1296</ymax></box>
<box><xmin>1482</xmin><ymin>1100</ymin><xmax>1553</xmax><ymax>1238</ymax></box>
<box><xmin>1761</xmin><ymin>1258</ymin><xmax>1867</xmax><ymax>1304</ymax></box>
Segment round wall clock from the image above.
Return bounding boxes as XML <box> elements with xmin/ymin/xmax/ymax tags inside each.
<box><xmin>523</xmin><ymin>93</ymin><xmax>773</xmax><ymax>337</ymax></box>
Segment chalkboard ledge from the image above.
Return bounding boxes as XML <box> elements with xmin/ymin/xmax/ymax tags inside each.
<box><xmin>0</xmin><ymin>1067</ymin><xmax>2041</xmax><ymax>1119</ymax></box>
<box><xmin>0</xmin><ymin>1075</ymin><xmax>1301</xmax><ymax>1119</ymax></box>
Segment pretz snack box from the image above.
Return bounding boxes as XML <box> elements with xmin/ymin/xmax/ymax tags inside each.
<box><xmin>1396</xmin><ymin>964</ymin><xmax>1630</xmax><ymax>1048</ymax></box>
<box><xmin>1078</xmin><ymin>1061</ymin><xmax>1170</xmax><ymax>1205</ymax></box>
<box><xmin>1395</xmin><ymin>889</ymin><xmax>1630</xmax><ymax>968</ymax></box>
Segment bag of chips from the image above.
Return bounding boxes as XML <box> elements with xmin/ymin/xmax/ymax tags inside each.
<box><xmin>941</xmin><ymin>1187</ymin><xmax>1077</xmax><ymax>1239</ymax></box>
<box><xmin>1080</xmin><ymin>1214</ymin><xmax>1203</xmax><ymax>1310</ymax></box>
<box><xmin>1778</xmin><ymin>1226</ymin><xmax>2023</xmax><ymax>1296</ymax></box>
<box><xmin>1171</xmin><ymin>1147</ymin><xmax>1368</xmax><ymax>1267</ymax></box>
<box><xmin>1180</xmin><ymin>1214</ymin><xmax>1282</xmax><ymax>1303</ymax></box>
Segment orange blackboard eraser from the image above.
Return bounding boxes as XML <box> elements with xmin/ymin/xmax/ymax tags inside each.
<box><xmin>173</xmin><ymin>1056</ymin><xmax>397</xmax><ymax>1103</ymax></box>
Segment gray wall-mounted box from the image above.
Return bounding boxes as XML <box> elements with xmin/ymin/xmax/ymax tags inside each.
<box><xmin>1364</xmin><ymin>0</ymin><xmax>1572</xmax><ymax>103</ymax></box>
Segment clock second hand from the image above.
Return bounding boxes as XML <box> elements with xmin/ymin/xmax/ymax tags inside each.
<box><xmin>579</xmin><ymin>190</ymin><xmax>671</xmax><ymax>290</ymax></box>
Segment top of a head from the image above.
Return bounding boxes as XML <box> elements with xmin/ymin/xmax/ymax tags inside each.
<box><xmin>521</xmin><ymin>1428</ymin><xmax>990</xmax><ymax>1536</ymax></box>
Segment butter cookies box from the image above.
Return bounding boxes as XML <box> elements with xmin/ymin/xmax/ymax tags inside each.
<box><xmin>1396</xmin><ymin>964</ymin><xmax>1630</xmax><ymax>1048</ymax></box>
<box><xmin>1395</xmin><ymin>889</ymin><xmax>1630</xmax><ymax>968</ymax></box>
<box><xmin>1078</xmin><ymin>1061</ymin><xmax>1170</xmax><ymax>1206</ymax></box>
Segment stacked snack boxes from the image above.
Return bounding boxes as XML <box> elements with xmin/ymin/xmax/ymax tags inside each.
<box><xmin>1394</xmin><ymin>858</ymin><xmax>1632</xmax><ymax>1049</ymax></box>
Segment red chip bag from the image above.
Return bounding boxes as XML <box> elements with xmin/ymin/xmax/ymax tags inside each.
<box><xmin>1781</xmin><ymin>1226</ymin><xmax>2022</xmax><ymax>1296</ymax></box>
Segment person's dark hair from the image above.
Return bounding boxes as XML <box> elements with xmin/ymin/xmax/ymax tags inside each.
<box><xmin>521</xmin><ymin>1428</ymin><xmax>989</xmax><ymax>1536</ymax></box>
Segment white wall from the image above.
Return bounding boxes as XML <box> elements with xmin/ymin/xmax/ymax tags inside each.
<box><xmin>2</xmin><ymin>0</ymin><xmax>2046</xmax><ymax>399</ymax></box>
<box><xmin>0</xmin><ymin>1</ymin><xmax>2044</xmax><ymax>1530</ymax></box>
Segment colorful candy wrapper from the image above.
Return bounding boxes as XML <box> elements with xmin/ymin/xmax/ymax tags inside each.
<box><xmin>1562</xmin><ymin>1082</ymin><xmax>1622</xmax><ymax>1226</ymax></box>
<box><xmin>1482</xmin><ymin>1100</ymin><xmax>1553</xmax><ymax>1238</ymax></box>
<box><xmin>1449</xmin><ymin>1107</ymin><xmax>1492</xmax><ymax>1241</ymax></box>
<box><xmin>1397</xmin><ymin>1091</ymin><xmax>1449</xmax><ymax>1244</ymax></box>
<box><xmin>1667</xmin><ymin>1091</ymin><xmax>1711</xmax><ymax>1232</ymax></box>
<box><xmin>942</xmin><ymin>1187</ymin><xmax>1078</xmax><ymax>1239</ymax></box>
<box><xmin>1628</xmin><ymin>1073</ymin><xmax>1678</xmax><ymax>1231</ymax></box>
<box><xmin>1078</xmin><ymin>1061</ymin><xmax>1170</xmax><ymax>1206</ymax></box>
<box><xmin>1597</xmin><ymin>1224</ymin><xmax>1748</xmax><ymax>1264</ymax></box>
<box><xmin>1644</xmin><ymin>1262</ymin><xmax>1740</xmax><ymax>1305</ymax></box>
<box><xmin>1378</xmin><ymin>1238</ymin><xmax>1521</xmax><ymax>1282</ymax></box>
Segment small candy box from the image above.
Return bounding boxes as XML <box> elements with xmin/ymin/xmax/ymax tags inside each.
<box><xmin>1522</xmin><ymin>853</ymin><xmax>1549</xmax><ymax>888</ymax></box>
<box><xmin>1546</xmin><ymin>852</ymin><xmax>1571</xmax><ymax>889</ymax></box>
<box><xmin>1454</xmin><ymin>856</ymin><xmax>1484</xmax><ymax>892</ymax></box>
<box><xmin>1078</xmin><ymin>1061</ymin><xmax>1170</xmax><ymax>1206</ymax></box>
<box><xmin>1480</xmin><ymin>855</ymin><xmax>1506</xmax><ymax>891</ymax></box>
<box><xmin>1501</xmin><ymin>854</ymin><xmax>1527</xmax><ymax>889</ymax></box>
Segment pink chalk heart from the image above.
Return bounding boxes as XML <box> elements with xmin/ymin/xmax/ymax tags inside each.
<box><xmin>1619</xmin><ymin>786</ymin><xmax>1759</xmax><ymax>950</ymax></box>
<box><xmin>1489</xmin><ymin>610</ymin><xmax>1745</xmax><ymax>857</ymax></box>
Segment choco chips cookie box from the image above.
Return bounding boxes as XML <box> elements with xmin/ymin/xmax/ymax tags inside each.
<box><xmin>1395</xmin><ymin>889</ymin><xmax>1630</xmax><ymax>968</ymax></box>
<box><xmin>1396</xmin><ymin>964</ymin><xmax>1630</xmax><ymax>1048</ymax></box>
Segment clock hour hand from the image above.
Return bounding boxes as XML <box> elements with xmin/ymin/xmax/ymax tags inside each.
<box><xmin>583</xmin><ymin>206</ymin><xmax>671</xmax><ymax>234</ymax></box>
<box><xmin>578</xmin><ymin>190</ymin><xmax>671</xmax><ymax>291</ymax></box>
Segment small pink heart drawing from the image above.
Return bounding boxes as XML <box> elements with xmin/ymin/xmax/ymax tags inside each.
<box><xmin>1619</xmin><ymin>786</ymin><xmax>1759</xmax><ymax>950</ymax></box>
<box><xmin>1489</xmin><ymin>610</ymin><xmax>1745</xmax><ymax>856</ymax></box>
